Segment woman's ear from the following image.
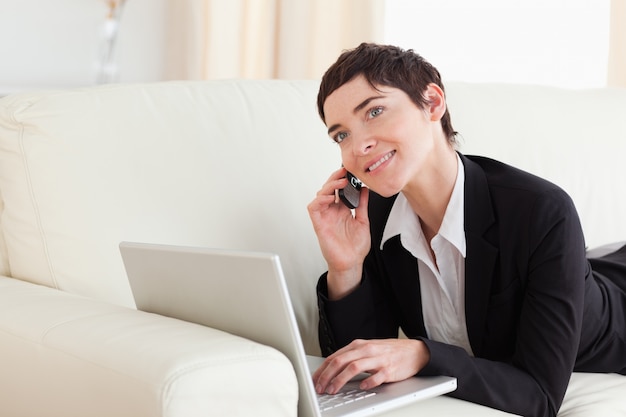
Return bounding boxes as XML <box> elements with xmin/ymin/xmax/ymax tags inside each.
<box><xmin>424</xmin><ymin>83</ymin><xmax>447</xmax><ymax>122</ymax></box>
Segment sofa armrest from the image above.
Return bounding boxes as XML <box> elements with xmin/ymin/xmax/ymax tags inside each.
<box><xmin>0</xmin><ymin>276</ymin><xmax>298</xmax><ymax>417</ymax></box>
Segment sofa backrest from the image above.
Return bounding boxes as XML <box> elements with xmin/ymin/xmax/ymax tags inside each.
<box><xmin>0</xmin><ymin>80</ymin><xmax>338</xmax><ymax>352</ymax></box>
<box><xmin>447</xmin><ymin>83</ymin><xmax>626</xmax><ymax>249</ymax></box>
<box><xmin>0</xmin><ymin>80</ymin><xmax>625</xmax><ymax>355</ymax></box>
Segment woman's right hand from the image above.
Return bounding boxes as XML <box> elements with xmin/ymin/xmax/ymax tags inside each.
<box><xmin>307</xmin><ymin>167</ymin><xmax>371</xmax><ymax>300</ymax></box>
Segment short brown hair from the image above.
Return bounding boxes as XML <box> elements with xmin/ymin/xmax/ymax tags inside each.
<box><xmin>317</xmin><ymin>43</ymin><xmax>457</xmax><ymax>144</ymax></box>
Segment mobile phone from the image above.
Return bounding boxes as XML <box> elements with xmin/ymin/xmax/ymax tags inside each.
<box><xmin>338</xmin><ymin>171</ymin><xmax>362</xmax><ymax>209</ymax></box>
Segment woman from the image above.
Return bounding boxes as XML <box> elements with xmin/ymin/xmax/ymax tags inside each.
<box><xmin>307</xmin><ymin>43</ymin><xmax>626</xmax><ymax>417</ymax></box>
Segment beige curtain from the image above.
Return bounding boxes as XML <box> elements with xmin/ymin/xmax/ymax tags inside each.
<box><xmin>608</xmin><ymin>0</ymin><xmax>626</xmax><ymax>87</ymax></box>
<box><xmin>164</xmin><ymin>0</ymin><xmax>385</xmax><ymax>80</ymax></box>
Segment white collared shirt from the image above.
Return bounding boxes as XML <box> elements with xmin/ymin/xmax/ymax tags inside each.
<box><xmin>381</xmin><ymin>154</ymin><xmax>473</xmax><ymax>356</ymax></box>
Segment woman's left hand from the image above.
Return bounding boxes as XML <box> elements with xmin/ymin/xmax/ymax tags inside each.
<box><xmin>312</xmin><ymin>338</ymin><xmax>431</xmax><ymax>394</ymax></box>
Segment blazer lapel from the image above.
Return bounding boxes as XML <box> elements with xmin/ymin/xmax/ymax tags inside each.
<box><xmin>384</xmin><ymin>237</ymin><xmax>428</xmax><ymax>338</ymax></box>
<box><xmin>461</xmin><ymin>154</ymin><xmax>499</xmax><ymax>355</ymax></box>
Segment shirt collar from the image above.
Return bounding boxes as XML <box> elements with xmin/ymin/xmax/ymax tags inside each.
<box><xmin>381</xmin><ymin>153</ymin><xmax>466</xmax><ymax>257</ymax></box>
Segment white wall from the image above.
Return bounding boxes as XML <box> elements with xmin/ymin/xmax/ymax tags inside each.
<box><xmin>384</xmin><ymin>0</ymin><xmax>611</xmax><ymax>89</ymax></box>
<box><xmin>0</xmin><ymin>0</ymin><xmax>169</xmax><ymax>93</ymax></box>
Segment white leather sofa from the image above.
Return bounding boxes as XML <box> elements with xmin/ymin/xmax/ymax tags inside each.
<box><xmin>0</xmin><ymin>79</ymin><xmax>624</xmax><ymax>417</ymax></box>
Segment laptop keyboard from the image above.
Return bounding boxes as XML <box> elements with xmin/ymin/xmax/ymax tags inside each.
<box><xmin>317</xmin><ymin>388</ymin><xmax>377</xmax><ymax>411</ymax></box>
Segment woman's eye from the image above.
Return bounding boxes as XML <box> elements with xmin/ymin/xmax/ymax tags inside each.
<box><xmin>369</xmin><ymin>107</ymin><xmax>383</xmax><ymax>118</ymax></box>
<box><xmin>334</xmin><ymin>132</ymin><xmax>348</xmax><ymax>143</ymax></box>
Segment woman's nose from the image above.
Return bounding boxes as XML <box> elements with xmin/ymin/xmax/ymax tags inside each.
<box><xmin>352</xmin><ymin>130</ymin><xmax>375</xmax><ymax>155</ymax></box>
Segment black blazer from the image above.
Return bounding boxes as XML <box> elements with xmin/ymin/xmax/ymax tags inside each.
<box><xmin>317</xmin><ymin>154</ymin><xmax>626</xmax><ymax>417</ymax></box>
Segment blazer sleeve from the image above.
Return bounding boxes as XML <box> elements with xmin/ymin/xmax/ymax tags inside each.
<box><xmin>317</xmin><ymin>258</ymin><xmax>402</xmax><ymax>357</ymax></box>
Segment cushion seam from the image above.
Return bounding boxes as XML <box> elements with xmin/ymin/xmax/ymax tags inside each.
<box><xmin>17</xmin><ymin>122</ymin><xmax>59</xmax><ymax>288</ymax></box>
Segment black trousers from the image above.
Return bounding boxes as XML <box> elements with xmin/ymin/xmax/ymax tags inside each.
<box><xmin>588</xmin><ymin>243</ymin><xmax>626</xmax><ymax>375</ymax></box>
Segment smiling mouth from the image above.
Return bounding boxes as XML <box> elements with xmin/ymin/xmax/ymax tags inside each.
<box><xmin>367</xmin><ymin>151</ymin><xmax>395</xmax><ymax>172</ymax></box>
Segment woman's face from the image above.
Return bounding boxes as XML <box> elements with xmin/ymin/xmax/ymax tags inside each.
<box><xmin>323</xmin><ymin>74</ymin><xmax>448</xmax><ymax>198</ymax></box>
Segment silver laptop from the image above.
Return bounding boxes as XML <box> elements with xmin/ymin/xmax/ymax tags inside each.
<box><xmin>119</xmin><ymin>241</ymin><xmax>457</xmax><ymax>417</ymax></box>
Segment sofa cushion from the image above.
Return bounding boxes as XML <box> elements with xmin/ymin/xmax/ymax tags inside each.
<box><xmin>0</xmin><ymin>275</ymin><xmax>297</xmax><ymax>417</ymax></box>
<box><xmin>0</xmin><ymin>197</ymin><xmax>9</xmax><ymax>277</ymax></box>
<box><xmin>560</xmin><ymin>372</ymin><xmax>626</xmax><ymax>416</ymax></box>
